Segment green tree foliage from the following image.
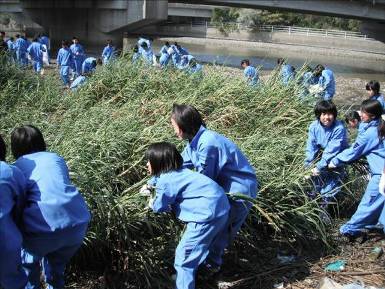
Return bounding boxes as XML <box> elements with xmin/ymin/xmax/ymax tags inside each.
<box><xmin>211</xmin><ymin>7</ymin><xmax>240</xmax><ymax>35</ymax></box>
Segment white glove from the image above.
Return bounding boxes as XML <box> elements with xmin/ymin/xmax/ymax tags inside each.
<box><xmin>311</xmin><ymin>167</ymin><xmax>320</xmax><ymax>176</ymax></box>
<box><xmin>139</xmin><ymin>184</ymin><xmax>152</xmax><ymax>197</ymax></box>
<box><xmin>328</xmin><ymin>162</ymin><xmax>337</xmax><ymax>169</ymax></box>
<box><xmin>379</xmin><ymin>173</ymin><xmax>385</xmax><ymax>196</ymax></box>
<box><xmin>147</xmin><ymin>197</ymin><xmax>155</xmax><ymax>209</ymax></box>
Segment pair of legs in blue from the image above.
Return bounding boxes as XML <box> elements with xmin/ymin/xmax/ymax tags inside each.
<box><xmin>22</xmin><ymin>224</ymin><xmax>87</xmax><ymax>289</ymax></box>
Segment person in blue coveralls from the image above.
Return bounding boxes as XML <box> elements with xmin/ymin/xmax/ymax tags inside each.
<box><xmin>142</xmin><ymin>142</ymin><xmax>230</xmax><ymax>289</ymax></box>
<box><xmin>6</xmin><ymin>37</ymin><xmax>16</xmax><ymax>63</ymax></box>
<box><xmin>39</xmin><ymin>33</ymin><xmax>50</xmax><ymax>64</ymax></box>
<box><xmin>0</xmin><ymin>135</ymin><xmax>28</xmax><ymax>289</ymax></box>
<box><xmin>345</xmin><ymin>111</ymin><xmax>361</xmax><ymax>130</ymax></box>
<box><xmin>159</xmin><ymin>41</ymin><xmax>170</xmax><ymax>55</ymax></box>
<box><xmin>70</xmin><ymin>37</ymin><xmax>86</xmax><ymax>78</ymax></box>
<box><xmin>15</xmin><ymin>34</ymin><xmax>28</xmax><ymax>67</ymax></box>
<box><xmin>277</xmin><ymin>58</ymin><xmax>295</xmax><ymax>85</ymax></box>
<box><xmin>328</xmin><ymin>99</ymin><xmax>385</xmax><ymax>237</ymax></box>
<box><xmin>70</xmin><ymin>75</ymin><xmax>87</xmax><ymax>91</ymax></box>
<box><xmin>57</xmin><ymin>40</ymin><xmax>73</xmax><ymax>88</ymax></box>
<box><xmin>241</xmin><ymin>59</ymin><xmax>259</xmax><ymax>86</ymax></box>
<box><xmin>27</xmin><ymin>37</ymin><xmax>46</xmax><ymax>74</ymax></box>
<box><xmin>11</xmin><ymin>125</ymin><xmax>91</xmax><ymax>289</ymax></box>
<box><xmin>170</xmin><ymin>104</ymin><xmax>258</xmax><ymax>273</ymax></box>
<box><xmin>102</xmin><ymin>39</ymin><xmax>115</xmax><ymax>64</ymax></box>
<box><xmin>366</xmin><ymin>80</ymin><xmax>385</xmax><ymax>112</ymax></box>
<box><xmin>305</xmin><ymin>101</ymin><xmax>349</xmax><ymax>203</ymax></box>
<box><xmin>139</xmin><ymin>41</ymin><xmax>153</xmax><ymax>65</ymax></box>
<box><xmin>313</xmin><ymin>64</ymin><xmax>336</xmax><ymax>101</ymax></box>
<box><xmin>82</xmin><ymin>57</ymin><xmax>101</xmax><ymax>74</ymax></box>
<box><xmin>132</xmin><ymin>45</ymin><xmax>140</xmax><ymax>63</ymax></box>
<box><xmin>159</xmin><ymin>47</ymin><xmax>171</xmax><ymax>68</ymax></box>
<box><xmin>186</xmin><ymin>56</ymin><xmax>202</xmax><ymax>75</ymax></box>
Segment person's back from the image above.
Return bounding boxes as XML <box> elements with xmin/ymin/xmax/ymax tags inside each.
<box><xmin>14</xmin><ymin>151</ymin><xmax>90</xmax><ymax>234</ymax></box>
<box><xmin>39</xmin><ymin>35</ymin><xmax>50</xmax><ymax>50</ymax></box>
<box><xmin>151</xmin><ymin>168</ymin><xmax>229</xmax><ymax>222</ymax></box>
<box><xmin>281</xmin><ymin>64</ymin><xmax>295</xmax><ymax>84</ymax></box>
<box><xmin>57</xmin><ymin>47</ymin><xmax>72</xmax><ymax>67</ymax></box>
<box><xmin>82</xmin><ymin>57</ymin><xmax>97</xmax><ymax>74</ymax></box>
<box><xmin>70</xmin><ymin>75</ymin><xmax>87</xmax><ymax>91</ymax></box>
<box><xmin>244</xmin><ymin>65</ymin><xmax>259</xmax><ymax>86</ymax></box>
<box><xmin>319</xmin><ymin>68</ymin><xmax>335</xmax><ymax>100</ymax></box>
<box><xmin>27</xmin><ymin>41</ymin><xmax>44</xmax><ymax>61</ymax></box>
<box><xmin>182</xmin><ymin>126</ymin><xmax>257</xmax><ymax>198</ymax></box>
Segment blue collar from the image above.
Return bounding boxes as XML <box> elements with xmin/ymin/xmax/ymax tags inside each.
<box><xmin>188</xmin><ymin>125</ymin><xmax>206</xmax><ymax>148</ymax></box>
<box><xmin>361</xmin><ymin>119</ymin><xmax>379</xmax><ymax>131</ymax></box>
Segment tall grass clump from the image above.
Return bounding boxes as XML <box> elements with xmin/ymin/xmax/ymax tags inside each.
<box><xmin>0</xmin><ymin>56</ymin><xmax>363</xmax><ymax>287</ymax></box>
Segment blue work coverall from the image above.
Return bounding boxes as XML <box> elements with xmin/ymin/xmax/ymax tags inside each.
<box><xmin>70</xmin><ymin>43</ymin><xmax>85</xmax><ymax>77</ymax></box>
<box><xmin>318</xmin><ymin>68</ymin><xmax>336</xmax><ymax>100</ymax></box>
<box><xmin>243</xmin><ymin>65</ymin><xmax>259</xmax><ymax>86</ymax></box>
<box><xmin>370</xmin><ymin>94</ymin><xmax>385</xmax><ymax>113</ymax></box>
<box><xmin>14</xmin><ymin>152</ymin><xmax>91</xmax><ymax>289</ymax></box>
<box><xmin>102</xmin><ymin>45</ymin><xmax>115</xmax><ymax>64</ymax></box>
<box><xmin>27</xmin><ymin>41</ymin><xmax>45</xmax><ymax>73</ymax></box>
<box><xmin>329</xmin><ymin>120</ymin><xmax>385</xmax><ymax>236</ymax></box>
<box><xmin>149</xmin><ymin>168</ymin><xmax>229</xmax><ymax>289</ymax></box>
<box><xmin>0</xmin><ymin>162</ymin><xmax>27</xmax><ymax>289</ymax></box>
<box><xmin>280</xmin><ymin>64</ymin><xmax>295</xmax><ymax>85</ymax></box>
<box><xmin>39</xmin><ymin>36</ymin><xmax>50</xmax><ymax>62</ymax></box>
<box><xmin>70</xmin><ymin>75</ymin><xmax>87</xmax><ymax>91</ymax></box>
<box><xmin>159</xmin><ymin>52</ymin><xmax>170</xmax><ymax>68</ymax></box>
<box><xmin>305</xmin><ymin>120</ymin><xmax>349</xmax><ymax>199</ymax></box>
<box><xmin>81</xmin><ymin>57</ymin><xmax>96</xmax><ymax>74</ymax></box>
<box><xmin>182</xmin><ymin>126</ymin><xmax>258</xmax><ymax>268</ymax></box>
<box><xmin>57</xmin><ymin>47</ymin><xmax>73</xmax><ymax>86</ymax></box>
<box><xmin>15</xmin><ymin>37</ymin><xmax>28</xmax><ymax>67</ymax></box>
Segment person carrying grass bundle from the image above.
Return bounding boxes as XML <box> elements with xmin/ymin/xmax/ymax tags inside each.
<box><xmin>328</xmin><ymin>99</ymin><xmax>385</xmax><ymax>238</ymax></box>
<box><xmin>277</xmin><ymin>58</ymin><xmax>295</xmax><ymax>85</ymax></box>
<box><xmin>171</xmin><ymin>104</ymin><xmax>258</xmax><ymax>273</ymax></box>
<box><xmin>305</xmin><ymin>101</ymin><xmax>349</xmax><ymax>203</ymax></box>
<box><xmin>313</xmin><ymin>64</ymin><xmax>336</xmax><ymax>101</ymax></box>
<box><xmin>241</xmin><ymin>59</ymin><xmax>259</xmax><ymax>86</ymax></box>
<box><xmin>11</xmin><ymin>125</ymin><xmax>91</xmax><ymax>289</ymax></box>
<box><xmin>143</xmin><ymin>142</ymin><xmax>230</xmax><ymax>289</ymax></box>
<box><xmin>0</xmin><ymin>135</ymin><xmax>28</xmax><ymax>289</ymax></box>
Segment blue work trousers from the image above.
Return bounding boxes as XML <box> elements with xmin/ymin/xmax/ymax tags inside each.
<box><xmin>206</xmin><ymin>199</ymin><xmax>252</xmax><ymax>268</ymax></box>
<box><xmin>60</xmin><ymin>66</ymin><xmax>70</xmax><ymax>86</ymax></box>
<box><xmin>340</xmin><ymin>175</ymin><xmax>385</xmax><ymax>236</ymax></box>
<box><xmin>32</xmin><ymin>60</ymin><xmax>43</xmax><ymax>73</ymax></box>
<box><xmin>22</xmin><ymin>224</ymin><xmax>88</xmax><ymax>289</ymax></box>
<box><xmin>309</xmin><ymin>169</ymin><xmax>345</xmax><ymax>200</ymax></box>
<box><xmin>175</xmin><ymin>213</ymin><xmax>228</xmax><ymax>289</ymax></box>
<box><xmin>73</xmin><ymin>58</ymin><xmax>84</xmax><ymax>77</ymax></box>
<box><xmin>0</xmin><ymin>217</ymin><xmax>27</xmax><ymax>289</ymax></box>
<box><xmin>16</xmin><ymin>51</ymin><xmax>27</xmax><ymax>67</ymax></box>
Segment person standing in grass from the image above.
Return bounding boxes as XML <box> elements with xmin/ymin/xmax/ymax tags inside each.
<box><xmin>305</xmin><ymin>100</ymin><xmax>349</xmax><ymax>203</ymax></box>
<box><xmin>27</xmin><ymin>37</ymin><xmax>46</xmax><ymax>74</ymax></box>
<box><xmin>313</xmin><ymin>64</ymin><xmax>336</xmax><ymax>101</ymax></box>
<box><xmin>101</xmin><ymin>39</ymin><xmax>115</xmax><ymax>65</ymax></box>
<box><xmin>143</xmin><ymin>142</ymin><xmax>230</xmax><ymax>289</ymax></box>
<box><xmin>57</xmin><ymin>40</ymin><xmax>73</xmax><ymax>88</ymax></box>
<box><xmin>0</xmin><ymin>135</ymin><xmax>28</xmax><ymax>289</ymax></box>
<box><xmin>328</xmin><ymin>99</ymin><xmax>385</xmax><ymax>238</ymax></box>
<box><xmin>277</xmin><ymin>58</ymin><xmax>295</xmax><ymax>85</ymax></box>
<box><xmin>70</xmin><ymin>37</ymin><xmax>86</xmax><ymax>78</ymax></box>
<box><xmin>170</xmin><ymin>104</ymin><xmax>258</xmax><ymax>273</ymax></box>
<box><xmin>11</xmin><ymin>125</ymin><xmax>91</xmax><ymax>289</ymax></box>
<box><xmin>241</xmin><ymin>59</ymin><xmax>259</xmax><ymax>86</ymax></box>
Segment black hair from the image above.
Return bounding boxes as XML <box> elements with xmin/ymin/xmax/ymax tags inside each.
<box><xmin>72</xmin><ymin>37</ymin><xmax>78</xmax><ymax>40</ymax></box>
<box><xmin>141</xmin><ymin>42</ymin><xmax>148</xmax><ymax>49</ymax></box>
<box><xmin>133</xmin><ymin>45</ymin><xmax>138</xmax><ymax>53</ymax></box>
<box><xmin>0</xmin><ymin>135</ymin><xmax>6</xmax><ymax>161</ymax></box>
<box><xmin>172</xmin><ymin>104</ymin><xmax>205</xmax><ymax>141</ymax></box>
<box><xmin>10</xmin><ymin>37</ymin><xmax>14</xmax><ymax>41</ymax></box>
<box><xmin>366</xmin><ymin>80</ymin><xmax>380</xmax><ymax>95</ymax></box>
<box><xmin>107</xmin><ymin>39</ymin><xmax>112</xmax><ymax>44</ymax></box>
<box><xmin>16</xmin><ymin>34</ymin><xmax>20</xmax><ymax>38</ymax></box>
<box><xmin>96</xmin><ymin>58</ymin><xmax>103</xmax><ymax>65</ymax></box>
<box><xmin>314</xmin><ymin>100</ymin><xmax>338</xmax><ymax>120</ymax></box>
<box><xmin>189</xmin><ymin>58</ymin><xmax>197</xmax><ymax>67</ymax></box>
<box><xmin>62</xmin><ymin>40</ymin><xmax>69</xmax><ymax>47</ymax></box>
<box><xmin>145</xmin><ymin>142</ymin><xmax>183</xmax><ymax>176</ymax></box>
<box><xmin>11</xmin><ymin>125</ymin><xmax>46</xmax><ymax>159</ymax></box>
<box><xmin>360</xmin><ymin>99</ymin><xmax>385</xmax><ymax>138</ymax></box>
<box><xmin>241</xmin><ymin>59</ymin><xmax>250</xmax><ymax>66</ymax></box>
<box><xmin>0</xmin><ymin>31</ymin><xmax>5</xmax><ymax>36</ymax></box>
<box><xmin>33</xmin><ymin>37</ymin><xmax>39</xmax><ymax>42</ymax></box>
<box><xmin>313</xmin><ymin>64</ymin><xmax>325</xmax><ymax>77</ymax></box>
<box><xmin>165</xmin><ymin>41</ymin><xmax>170</xmax><ymax>46</ymax></box>
<box><xmin>345</xmin><ymin>111</ymin><xmax>360</xmax><ymax>124</ymax></box>
<box><xmin>277</xmin><ymin>58</ymin><xmax>285</xmax><ymax>65</ymax></box>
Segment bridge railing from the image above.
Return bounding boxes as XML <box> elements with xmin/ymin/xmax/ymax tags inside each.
<box><xmin>165</xmin><ymin>20</ymin><xmax>374</xmax><ymax>41</ymax></box>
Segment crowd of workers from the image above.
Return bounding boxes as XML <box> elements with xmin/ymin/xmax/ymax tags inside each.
<box><xmin>0</xmin><ymin>30</ymin><xmax>384</xmax><ymax>289</ymax></box>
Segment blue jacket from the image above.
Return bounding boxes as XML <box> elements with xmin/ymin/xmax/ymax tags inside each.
<box><xmin>70</xmin><ymin>43</ymin><xmax>85</xmax><ymax>60</ymax></box>
<box><xmin>0</xmin><ymin>161</ymin><xmax>26</xmax><ymax>231</ymax></box>
<box><xmin>159</xmin><ymin>53</ymin><xmax>170</xmax><ymax>67</ymax></box>
<box><xmin>244</xmin><ymin>65</ymin><xmax>259</xmax><ymax>86</ymax></box>
<box><xmin>182</xmin><ymin>126</ymin><xmax>258</xmax><ymax>198</ymax></box>
<box><xmin>138</xmin><ymin>38</ymin><xmax>151</xmax><ymax>50</ymax></box>
<box><xmin>149</xmin><ymin>168</ymin><xmax>230</xmax><ymax>223</ymax></box>
<box><xmin>159</xmin><ymin>45</ymin><xmax>169</xmax><ymax>55</ymax></box>
<box><xmin>302</xmin><ymin>71</ymin><xmax>318</xmax><ymax>87</ymax></box>
<box><xmin>15</xmin><ymin>37</ymin><xmax>27</xmax><ymax>52</ymax></box>
<box><xmin>330</xmin><ymin>119</ymin><xmax>385</xmax><ymax>175</ymax></box>
<box><xmin>318</xmin><ymin>68</ymin><xmax>335</xmax><ymax>100</ymax></box>
<box><xmin>82</xmin><ymin>57</ymin><xmax>97</xmax><ymax>74</ymax></box>
<box><xmin>70</xmin><ymin>75</ymin><xmax>87</xmax><ymax>91</ymax></box>
<box><xmin>140</xmin><ymin>48</ymin><xmax>153</xmax><ymax>64</ymax></box>
<box><xmin>57</xmin><ymin>47</ymin><xmax>73</xmax><ymax>67</ymax></box>
<box><xmin>280</xmin><ymin>64</ymin><xmax>295</xmax><ymax>84</ymax></box>
<box><xmin>370</xmin><ymin>94</ymin><xmax>385</xmax><ymax>113</ymax></box>
<box><xmin>102</xmin><ymin>45</ymin><xmax>115</xmax><ymax>63</ymax></box>
<box><xmin>305</xmin><ymin>120</ymin><xmax>349</xmax><ymax>170</ymax></box>
<box><xmin>27</xmin><ymin>41</ymin><xmax>45</xmax><ymax>61</ymax></box>
<box><xmin>6</xmin><ymin>39</ymin><xmax>14</xmax><ymax>51</ymax></box>
<box><xmin>187</xmin><ymin>63</ymin><xmax>203</xmax><ymax>75</ymax></box>
<box><xmin>39</xmin><ymin>36</ymin><xmax>50</xmax><ymax>50</ymax></box>
<box><xmin>14</xmin><ymin>152</ymin><xmax>91</xmax><ymax>234</ymax></box>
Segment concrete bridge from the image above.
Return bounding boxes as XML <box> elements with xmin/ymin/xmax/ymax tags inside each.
<box><xmin>1</xmin><ymin>0</ymin><xmax>385</xmax><ymax>45</ymax></box>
